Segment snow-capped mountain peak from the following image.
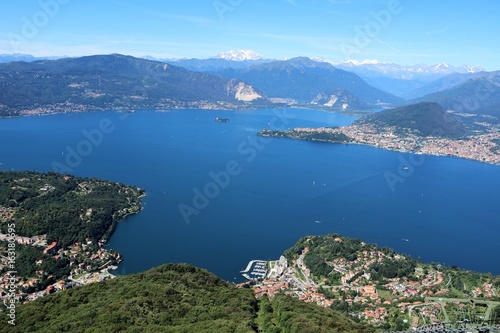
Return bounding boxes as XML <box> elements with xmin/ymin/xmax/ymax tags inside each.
<box><xmin>327</xmin><ymin>59</ymin><xmax>484</xmax><ymax>77</ymax></box>
<box><xmin>309</xmin><ymin>56</ymin><xmax>332</xmax><ymax>63</ymax></box>
<box><xmin>431</xmin><ymin>63</ymin><xmax>452</xmax><ymax>72</ymax></box>
<box><xmin>213</xmin><ymin>50</ymin><xmax>263</xmax><ymax>61</ymax></box>
<box><xmin>344</xmin><ymin>59</ymin><xmax>381</xmax><ymax>66</ymax></box>
<box><xmin>311</xmin><ymin>58</ymin><xmax>382</xmax><ymax>66</ymax></box>
<box><xmin>457</xmin><ymin>64</ymin><xmax>485</xmax><ymax>73</ymax></box>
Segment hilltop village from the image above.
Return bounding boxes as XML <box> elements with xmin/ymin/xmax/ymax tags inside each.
<box><xmin>241</xmin><ymin>235</ymin><xmax>500</xmax><ymax>330</ymax></box>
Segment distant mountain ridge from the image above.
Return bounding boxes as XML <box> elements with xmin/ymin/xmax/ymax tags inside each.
<box><xmin>213</xmin><ymin>49</ymin><xmax>263</xmax><ymax>61</ymax></box>
<box><xmin>0</xmin><ymin>54</ymin><xmax>270</xmax><ymax>116</ymax></box>
<box><xmin>412</xmin><ymin>71</ymin><xmax>500</xmax><ymax>118</ymax></box>
<box><xmin>159</xmin><ymin>51</ymin><xmax>488</xmax><ymax>102</ymax></box>
<box><xmin>317</xmin><ymin>58</ymin><xmax>486</xmax><ymax>99</ymax></box>
<box><xmin>328</xmin><ymin>59</ymin><xmax>484</xmax><ymax>78</ymax></box>
<box><xmin>1</xmin><ymin>51</ymin><xmax>498</xmax><ymax>117</ymax></box>
<box><xmin>165</xmin><ymin>57</ymin><xmax>273</xmax><ymax>72</ymax></box>
<box><xmin>212</xmin><ymin>57</ymin><xmax>403</xmax><ymax>109</ymax></box>
<box><xmin>0</xmin><ymin>53</ymin><xmax>66</xmax><ymax>63</ymax></box>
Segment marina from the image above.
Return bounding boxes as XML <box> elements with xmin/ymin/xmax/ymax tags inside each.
<box><xmin>241</xmin><ymin>260</ymin><xmax>268</xmax><ymax>281</ymax></box>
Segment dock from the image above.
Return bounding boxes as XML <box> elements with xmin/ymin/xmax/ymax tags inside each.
<box><xmin>241</xmin><ymin>260</ymin><xmax>268</xmax><ymax>281</ymax></box>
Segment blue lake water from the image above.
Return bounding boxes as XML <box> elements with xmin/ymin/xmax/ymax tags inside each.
<box><xmin>1</xmin><ymin>108</ymin><xmax>499</xmax><ymax>280</ymax></box>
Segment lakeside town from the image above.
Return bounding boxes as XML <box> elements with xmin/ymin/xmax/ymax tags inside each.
<box><xmin>241</xmin><ymin>236</ymin><xmax>500</xmax><ymax>330</ymax></box>
<box><xmin>0</xmin><ymin>171</ymin><xmax>144</xmax><ymax>308</ymax></box>
<box><xmin>5</xmin><ymin>99</ymin><xmax>269</xmax><ymax>118</ymax></box>
<box><xmin>336</xmin><ymin>120</ymin><xmax>500</xmax><ymax>165</ymax></box>
<box><xmin>0</xmin><ymin>230</ymin><xmax>121</xmax><ymax>304</ymax></box>
<box><xmin>260</xmin><ymin>119</ymin><xmax>500</xmax><ymax>166</ymax></box>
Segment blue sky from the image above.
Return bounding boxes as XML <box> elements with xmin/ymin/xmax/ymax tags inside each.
<box><xmin>0</xmin><ymin>0</ymin><xmax>499</xmax><ymax>69</ymax></box>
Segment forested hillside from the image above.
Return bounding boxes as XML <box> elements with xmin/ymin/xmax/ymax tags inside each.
<box><xmin>1</xmin><ymin>264</ymin><xmax>374</xmax><ymax>333</ymax></box>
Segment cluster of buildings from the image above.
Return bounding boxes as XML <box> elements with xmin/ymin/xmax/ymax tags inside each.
<box><xmin>251</xmin><ymin>253</ymin><xmax>334</xmax><ymax>308</ymax></box>
<box><xmin>253</xmin><ymin>281</ymin><xmax>290</xmax><ymax>300</ymax></box>
<box><xmin>0</xmin><ymin>206</ymin><xmax>15</xmax><ymax>222</ymax></box>
<box><xmin>472</xmin><ymin>282</ymin><xmax>496</xmax><ymax>298</ymax></box>
<box><xmin>253</xmin><ymin>273</ymin><xmax>334</xmax><ymax>308</ymax></box>
<box><xmin>0</xmin><ymin>175</ymin><xmax>144</xmax><ymax>309</ymax></box>
<box><xmin>61</xmin><ymin>241</ymin><xmax>120</xmax><ymax>278</ymax></box>
<box><xmin>292</xmin><ymin>120</ymin><xmax>500</xmax><ymax>165</ymax></box>
<box><xmin>297</xmin><ymin>285</ymin><xmax>333</xmax><ymax>307</ymax></box>
<box><xmin>249</xmin><ymin>235</ymin><xmax>500</xmax><ymax>327</ymax></box>
<box><xmin>18</xmin><ymin>102</ymin><xmax>100</xmax><ymax>116</ymax></box>
<box><xmin>0</xmin><ymin>236</ymin><xmax>119</xmax><ymax>305</ymax></box>
<box><xmin>385</xmin><ymin>273</ymin><xmax>448</xmax><ymax>299</ymax></box>
<box><xmin>418</xmin><ymin>131</ymin><xmax>500</xmax><ymax>164</ymax></box>
<box><xmin>363</xmin><ymin>307</ymin><xmax>388</xmax><ymax>321</ymax></box>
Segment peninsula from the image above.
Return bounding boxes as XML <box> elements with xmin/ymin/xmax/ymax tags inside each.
<box><xmin>258</xmin><ymin>102</ymin><xmax>500</xmax><ymax>165</ymax></box>
<box><xmin>0</xmin><ymin>171</ymin><xmax>144</xmax><ymax>305</ymax></box>
<box><xmin>244</xmin><ymin>234</ymin><xmax>500</xmax><ymax>331</ymax></box>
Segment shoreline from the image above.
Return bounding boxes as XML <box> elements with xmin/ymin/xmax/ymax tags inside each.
<box><xmin>0</xmin><ymin>103</ymin><xmax>374</xmax><ymax>120</ymax></box>
<box><xmin>102</xmin><ymin>191</ymin><xmax>147</xmax><ymax>271</ymax></box>
<box><xmin>258</xmin><ymin>128</ymin><xmax>500</xmax><ymax>167</ymax></box>
<box><xmin>0</xmin><ymin>102</ymin><xmax>287</xmax><ymax>119</ymax></box>
<box><xmin>0</xmin><ymin>172</ymin><xmax>146</xmax><ymax>304</ymax></box>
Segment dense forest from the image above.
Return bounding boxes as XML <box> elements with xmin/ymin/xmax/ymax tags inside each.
<box><xmin>0</xmin><ymin>171</ymin><xmax>144</xmax><ymax>293</ymax></box>
<box><xmin>0</xmin><ymin>54</ymin><xmax>272</xmax><ymax>117</ymax></box>
<box><xmin>1</xmin><ymin>264</ymin><xmax>374</xmax><ymax>333</ymax></box>
<box><xmin>0</xmin><ymin>170</ymin><xmax>144</xmax><ymax>247</ymax></box>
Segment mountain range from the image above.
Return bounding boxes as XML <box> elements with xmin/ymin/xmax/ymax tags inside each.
<box><xmin>328</xmin><ymin>59</ymin><xmax>484</xmax><ymax>79</ymax></box>
<box><xmin>0</xmin><ymin>50</ymin><xmax>498</xmax><ymax>122</ymax></box>
<box><xmin>211</xmin><ymin>57</ymin><xmax>403</xmax><ymax>108</ymax></box>
<box><xmin>156</xmin><ymin>52</ymin><xmax>487</xmax><ymax>100</ymax></box>
<box><xmin>323</xmin><ymin>60</ymin><xmax>486</xmax><ymax>100</ymax></box>
<box><xmin>0</xmin><ymin>53</ymin><xmax>66</xmax><ymax>63</ymax></box>
<box><xmin>213</xmin><ymin>49</ymin><xmax>264</xmax><ymax>61</ymax></box>
<box><xmin>0</xmin><ymin>54</ymin><xmax>269</xmax><ymax>116</ymax></box>
<box><xmin>410</xmin><ymin>71</ymin><xmax>500</xmax><ymax>118</ymax></box>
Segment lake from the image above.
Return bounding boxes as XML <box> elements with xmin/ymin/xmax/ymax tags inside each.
<box><xmin>1</xmin><ymin>108</ymin><xmax>499</xmax><ymax>280</ymax></box>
